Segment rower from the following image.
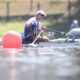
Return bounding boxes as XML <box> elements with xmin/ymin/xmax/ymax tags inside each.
<box><xmin>22</xmin><ymin>10</ymin><xmax>49</xmax><ymax>44</ymax></box>
<box><xmin>66</xmin><ymin>19</ymin><xmax>80</xmax><ymax>42</ymax></box>
<box><xmin>70</xmin><ymin>19</ymin><xmax>79</xmax><ymax>30</ymax></box>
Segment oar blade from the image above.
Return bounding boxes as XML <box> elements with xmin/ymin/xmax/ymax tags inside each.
<box><xmin>28</xmin><ymin>43</ymin><xmax>37</xmax><ymax>47</ymax></box>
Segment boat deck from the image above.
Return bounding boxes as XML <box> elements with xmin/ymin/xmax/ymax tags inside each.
<box><xmin>22</xmin><ymin>38</ymin><xmax>80</xmax><ymax>47</ymax></box>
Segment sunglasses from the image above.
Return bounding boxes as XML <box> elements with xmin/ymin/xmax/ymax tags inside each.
<box><xmin>41</xmin><ymin>14</ymin><xmax>45</xmax><ymax>17</ymax></box>
<box><xmin>38</xmin><ymin>13</ymin><xmax>45</xmax><ymax>17</ymax></box>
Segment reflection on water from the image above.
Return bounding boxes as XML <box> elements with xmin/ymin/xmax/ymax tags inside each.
<box><xmin>0</xmin><ymin>47</ymin><xmax>80</xmax><ymax>80</ymax></box>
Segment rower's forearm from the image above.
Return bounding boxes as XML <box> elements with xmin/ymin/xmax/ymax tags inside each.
<box><xmin>27</xmin><ymin>27</ymin><xmax>34</xmax><ymax>33</ymax></box>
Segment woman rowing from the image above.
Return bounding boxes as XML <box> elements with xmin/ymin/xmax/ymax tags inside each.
<box><xmin>70</xmin><ymin>19</ymin><xmax>79</xmax><ymax>30</ymax></box>
<box><xmin>66</xmin><ymin>19</ymin><xmax>80</xmax><ymax>41</ymax></box>
<box><xmin>22</xmin><ymin>10</ymin><xmax>49</xmax><ymax>44</ymax></box>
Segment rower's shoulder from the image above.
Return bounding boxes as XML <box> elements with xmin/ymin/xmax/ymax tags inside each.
<box><xmin>28</xmin><ymin>17</ymin><xmax>36</xmax><ymax>21</ymax></box>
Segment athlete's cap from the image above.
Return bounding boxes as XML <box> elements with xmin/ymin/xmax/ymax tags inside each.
<box><xmin>35</xmin><ymin>10</ymin><xmax>46</xmax><ymax>17</ymax></box>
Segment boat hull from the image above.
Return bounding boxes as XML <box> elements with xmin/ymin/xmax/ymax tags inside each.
<box><xmin>22</xmin><ymin>38</ymin><xmax>80</xmax><ymax>47</ymax></box>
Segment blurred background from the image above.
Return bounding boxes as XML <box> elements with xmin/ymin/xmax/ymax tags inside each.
<box><xmin>0</xmin><ymin>0</ymin><xmax>80</xmax><ymax>37</ymax></box>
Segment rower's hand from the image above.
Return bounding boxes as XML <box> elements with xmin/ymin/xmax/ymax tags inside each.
<box><xmin>41</xmin><ymin>28</ymin><xmax>47</xmax><ymax>32</ymax></box>
<box><xmin>42</xmin><ymin>27</ymin><xmax>46</xmax><ymax>30</ymax></box>
<box><xmin>41</xmin><ymin>30</ymin><xmax>44</xmax><ymax>33</ymax></box>
<box><xmin>29</xmin><ymin>31</ymin><xmax>34</xmax><ymax>35</ymax></box>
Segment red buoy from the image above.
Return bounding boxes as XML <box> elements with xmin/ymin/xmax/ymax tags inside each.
<box><xmin>2</xmin><ymin>31</ymin><xmax>22</xmax><ymax>48</ymax></box>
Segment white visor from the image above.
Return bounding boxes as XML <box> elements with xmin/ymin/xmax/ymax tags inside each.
<box><xmin>35</xmin><ymin>10</ymin><xmax>46</xmax><ymax>17</ymax></box>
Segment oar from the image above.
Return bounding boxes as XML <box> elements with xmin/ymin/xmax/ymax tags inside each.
<box><xmin>22</xmin><ymin>33</ymin><xmax>34</xmax><ymax>39</ymax></box>
<box><xmin>46</xmin><ymin>27</ymin><xmax>66</xmax><ymax>36</ymax></box>
<box><xmin>28</xmin><ymin>30</ymin><xmax>43</xmax><ymax>47</ymax></box>
<box><xmin>22</xmin><ymin>32</ymin><xmax>35</xmax><ymax>44</ymax></box>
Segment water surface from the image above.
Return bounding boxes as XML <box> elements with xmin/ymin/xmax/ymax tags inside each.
<box><xmin>0</xmin><ymin>47</ymin><xmax>80</xmax><ymax>80</ymax></box>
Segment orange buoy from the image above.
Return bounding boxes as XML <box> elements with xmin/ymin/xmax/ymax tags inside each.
<box><xmin>2</xmin><ymin>31</ymin><xmax>22</xmax><ymax>48</ymax></box>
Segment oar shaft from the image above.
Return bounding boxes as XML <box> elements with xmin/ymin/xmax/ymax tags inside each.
<box><xmin>47</xmin><ymin>27</ymin><xmax>62</xmax><ymax>33</ymax></box>
<box><xmin>32</xmin><ymin>30</ymin><xmax>43</xmax><ymax>44</ymax></box>
<box><xmin>22</xmin><ymin>33</ymin><xmax>34</xmax><ymax>39</ymax></box>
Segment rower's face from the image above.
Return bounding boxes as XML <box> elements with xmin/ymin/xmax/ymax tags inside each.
<box><xmin>36</xmin><ymin>14</ymin><xmax>44</xmax><ymax>21</ymax></box>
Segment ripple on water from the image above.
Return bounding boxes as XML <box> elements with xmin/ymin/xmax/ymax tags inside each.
<box><xmin>0</xmin><ymin>47</ymin><xmax>80</xmax><ymax>80</ymax></box>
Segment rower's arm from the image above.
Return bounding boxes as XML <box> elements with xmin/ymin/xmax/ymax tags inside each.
<box><xmin>27</xmin><ymin>23</ymin><xmax>34</xmax><ymax>34</ymax></box>
<box><xmin>37</xmin><ymin>28</ymin><xmax>44</xmax><ymax>37</ymax></box>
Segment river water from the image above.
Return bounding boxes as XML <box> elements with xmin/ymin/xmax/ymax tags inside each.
<box><xmin>0</xmin><ymin>47</ymin><xmax>80</xmax><ymax>80</ymax></box>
